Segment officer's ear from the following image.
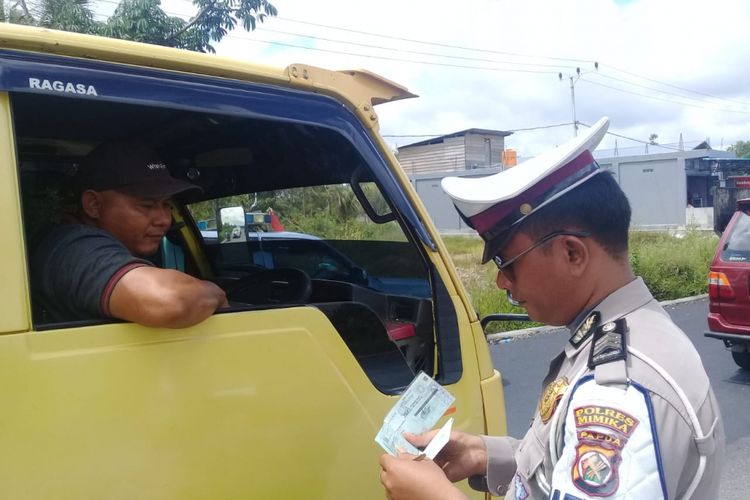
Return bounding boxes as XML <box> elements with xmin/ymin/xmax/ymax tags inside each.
<box><xmin>561</xmin><ymin>234</ymin><xmax>589</xmax><ymax>277</ymax></box>
<box><xmin>80</xmin><ymin>189</ymin><xmax>104</xmax><ymax>220</ymax></box>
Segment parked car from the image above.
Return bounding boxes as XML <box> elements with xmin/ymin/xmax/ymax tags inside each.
<box><xmin>705</xmin><ymin>198</ymin><xmax>750</xmax><ymax>369</ymax></box>
<box><xmin>4</xmin><ymin>23</ymin><xmax>505</xmax><ymax>499</ymax></box>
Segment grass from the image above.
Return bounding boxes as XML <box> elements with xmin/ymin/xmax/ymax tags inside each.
<box><xmin>442</xmin><ymin>229</ymin><xmax>719</xmax><ymax>333</ymax></box>
<box><xmin>629</xmin><ymin>230</ymin><xmax>719</xmax><ymax>300</ymax></box>
<box><xmin>443</xmin><ymin>235</ymin><xmax>534</xmax><ymax>332</ymax></box>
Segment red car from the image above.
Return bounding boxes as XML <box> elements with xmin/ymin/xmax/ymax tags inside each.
<box><xmin>706</xmin><ymin>198</ymin><xmax>750</xmax><ymax>369</ymax></box>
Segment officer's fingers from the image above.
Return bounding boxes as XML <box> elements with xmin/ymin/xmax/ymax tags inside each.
<box><xmin>404</xmin><ymin>429</ymin><xmax>438</xmax><ymax>448</ymax></box>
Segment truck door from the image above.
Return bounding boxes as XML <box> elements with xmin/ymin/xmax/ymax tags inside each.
<box><xmin>0</xmin><ymin>49</ymin><xmax>494</xmax><ymax>499</ymax></box>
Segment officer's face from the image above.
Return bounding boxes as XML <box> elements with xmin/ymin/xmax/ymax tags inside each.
<box><xmin>495</xmin><ymin>231</ymin><xmax>581</xmax><ymax>326</ymax></box>
<box><xmin>86</xmin><ymin>190</ymin><xmax>173</xmax><ymax>257</ymax></box>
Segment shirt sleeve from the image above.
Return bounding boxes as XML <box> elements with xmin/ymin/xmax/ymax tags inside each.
<box><xmin>33</xmin><ymin>225</ymin><xmax>152</xmax><ymax>321</ymax></box>
<box><xmin>470</xmin><ymin>435</ymin><xmax>519</xmax><ymax>495</ymax></box>
<box><xmin>549</xmin><ymin>375</ymin><xmax>667</xmax><ymax>499</ymax></box>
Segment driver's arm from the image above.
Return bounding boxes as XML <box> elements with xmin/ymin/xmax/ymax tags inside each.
<box><xmin>109</xmin><ymin>266</ymin><xmax>228</xmax><ymax>328</ymax></box>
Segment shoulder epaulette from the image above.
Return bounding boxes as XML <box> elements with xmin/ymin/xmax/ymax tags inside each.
<box><xmin>588</xmin><ymin>318</ymin><xmax>628</xmax><ymax>369</ymax></box>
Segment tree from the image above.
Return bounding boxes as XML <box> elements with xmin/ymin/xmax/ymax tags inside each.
<box><xmin>2</xmin><ymin>0</ymin><xmax>277</xmax><ymax>53</ymax></box>
<box><xmin>648</xmin><ymin>133</ymin><xmax>658</xmax><ymax>145</ymax></box>
<box><xmin>728</xmin><ymin>140</ymin><xmax>750</xmax><ymax>158</ymax></box>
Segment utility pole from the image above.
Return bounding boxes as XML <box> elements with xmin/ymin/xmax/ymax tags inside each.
<box><xmin>559</xmin><ymin>62</ymin><xmax>598</xmax><ymax>137</ymax></box>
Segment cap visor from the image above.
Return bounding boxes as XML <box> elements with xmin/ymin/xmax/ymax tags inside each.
<box><xmin>480</xmin><ymin>225</ymin><xmax>519</xmax><ymax>264</ymax></box>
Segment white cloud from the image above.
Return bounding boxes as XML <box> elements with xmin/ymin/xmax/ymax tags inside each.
<box><xmin>166</xmin><ymin>0</ymin><xmax>750</xmax><ymax>157</ymax></box>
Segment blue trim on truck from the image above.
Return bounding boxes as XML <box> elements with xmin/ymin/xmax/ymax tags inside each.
<box><xmin>0</xmin><ymin>49</ymin><xmax>436</xmax><ymax>251</ymax></box>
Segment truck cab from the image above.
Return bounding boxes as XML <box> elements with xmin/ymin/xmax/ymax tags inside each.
<box><xmin>0</xmin><ymin>24</ymin><xmax>505</xmax><ymax>498</ymax></box>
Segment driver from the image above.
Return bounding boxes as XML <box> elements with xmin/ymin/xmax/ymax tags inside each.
<box><xmin>31</xmin><ymin>141</ymin><xmax>228</xmax><ymax>328</ymax></box>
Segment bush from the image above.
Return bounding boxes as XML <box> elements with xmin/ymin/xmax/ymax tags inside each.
<box><xmin>442</xmin><ymin>236</ymin><xmax>534</xmax><ymax>332</ymax></box>
<box><xmin>442</xmin><ymin>229</ymin><xmax>718</xmax><ymax>331</ymax></box>
<box><xmin>629</xmin><ymin>230</ymin><xmax>718</xmax><ymax>301</ymax></box>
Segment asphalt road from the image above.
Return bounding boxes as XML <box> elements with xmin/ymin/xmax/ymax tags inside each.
<box><xmin>489</xmin><ymin>297</ymin><xmax>749</xmax><ymax>500</ymax></box>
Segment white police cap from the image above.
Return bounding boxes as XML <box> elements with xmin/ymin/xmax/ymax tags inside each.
<box><xmin>441</xmin><ymin>117</ymin><xmax>610</xmax><ymax>263</ymax></box>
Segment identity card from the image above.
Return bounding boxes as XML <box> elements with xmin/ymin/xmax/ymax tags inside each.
<box><xmin>375</xmin><ymin>371</ymin><xmax>455</xmax><ymax>457</ymax></box>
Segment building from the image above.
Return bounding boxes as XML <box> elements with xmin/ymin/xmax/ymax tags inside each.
<box><xmin>401</xmin><ymin>132</ymin><xmax>739</xmax><ymax>233</ymax></box>
<box><xmin>597</xmin><ymin>148</ymin><xmax>735</xmax><ymax>230</ymax></box>
<box><xmin>396</xmin><ymin>128</ymin><xmax>512</xmax><ymax>175</ymax></box>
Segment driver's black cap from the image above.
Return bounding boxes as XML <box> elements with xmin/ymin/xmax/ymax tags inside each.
<box><xmin>75</xmin><ymin>141</ymin><xmax>201</xmax><ymax>198</ymax></box>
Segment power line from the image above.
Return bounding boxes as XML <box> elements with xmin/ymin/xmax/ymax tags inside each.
<box><xmin>83</xmin><ymin>5</ymin><xmax>579</xmax><ymax>75</ymax></box>
<box><xmin>601</xmin><ymin>63</ymin><xmax>750</xmax><ymax>108</ymax></box>
<box><xmin>239</xmin><ymin>37</ymin><xmax>559</xmax><ymax>75</ymax></box>
<box><xmin>388</xmin><ymin>121</ymin><xmax>705</xmax><ymax>157</ymax></box>
<box><xmin>591</xmin><ymin>71</ymin><xmax>750</xmax><ymax>111</ymax></box>
<box><xmin>267</xmin><ymin>18</ymin><xmax>750</xmax><ymax>114</ymax></box>
<box><xmin>579</xmin><ymin>77</ymin><xmax>750</xmax><ymax>115</ymax></box>
<box><xmin>76</xmin><ymin>16</ymin><xmax>750</xmax><ymax>117</ymax></box>
<box><xmin>75</xmin><ymin>6</ymin><xmax>739</xmax><ymax>111</ymax></box>
<box><xmin>382</xmin><ymin>122</ymin><xmax>575</xmax><ymax>138</ymax></box>
<box><xmin>273</xmin><ymin>16</ymin><xmax>593</xmax><ymax>65</ymax></box>
<box><xmin>578</xmin><ymin>122</ymin><xmax>685</xmax><ymax>151</ymax></box>
<box><xmin>508</xmin><ymin>122</ymin><xmax>576</xmax><ymax>132</ymax></box>
<box><xmin>64</xmin><ymin>7</ymin><xmax>750</xmax><ymax>115</ymax></box>
<box><xmin>255</xmin><ymin>27</ymin><xmax>578</xmax><ymax>71</ymax></box>
<box><xmin>251</xmin><ymin>22</ymin><xmax>750</xmax><ymax>114</ymax></box>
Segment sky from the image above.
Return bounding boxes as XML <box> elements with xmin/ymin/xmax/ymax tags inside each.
<box><xmin>158</xmin><ymin>0</ymin><xmax>750</xmax><ymax>159</ymax></box>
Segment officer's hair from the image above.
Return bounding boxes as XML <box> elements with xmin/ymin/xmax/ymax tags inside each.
<box><xmin>520</xmin><ymin>171</ymin><xmax>631</xmax><ymax>259</ymax></box>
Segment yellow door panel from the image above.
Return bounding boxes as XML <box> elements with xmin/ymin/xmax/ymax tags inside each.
<box><xmin>0</xmin><ymin>306</ymin><xmax>487</xmax><ymax>499</ymax></box>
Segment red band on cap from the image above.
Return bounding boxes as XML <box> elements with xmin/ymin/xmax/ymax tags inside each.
<box><xmin>469</xmin><ymin>150</ymin><xmax>595</xmax><ymax>235</ymax></box>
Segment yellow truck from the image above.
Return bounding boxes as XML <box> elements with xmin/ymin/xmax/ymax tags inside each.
<box><xmin>0</xmin><ymin>24</ymin><xmax>506</xmax><ymax>499</ymax></box>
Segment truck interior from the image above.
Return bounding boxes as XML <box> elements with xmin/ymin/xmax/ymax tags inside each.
<box><xmin>13</xmin><ymin>88</ymin><xmax>462</xmax><ymax>393</ymax></box>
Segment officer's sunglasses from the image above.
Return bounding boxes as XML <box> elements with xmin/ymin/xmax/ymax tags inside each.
<box><xmin>492</xmin><ymin>230</ymin><xmax>591</xmax><ymax>281</ymax></box>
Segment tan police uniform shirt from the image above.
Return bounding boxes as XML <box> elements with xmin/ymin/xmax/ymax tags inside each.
<box><xmin>474</xmin><ymin>277</ymin><xmax>724</xmax><ymax>499</ymax></box>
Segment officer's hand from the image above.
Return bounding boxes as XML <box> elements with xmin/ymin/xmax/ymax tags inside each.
<box><xmin>404</xmin><ymin>430</ymin><xmax>488</xmax><ymax>482</ymax></box>
<box><xmin>379</xmin><ymin>453</ymin><xmax>467</xmax><ymax>500</ymax></box>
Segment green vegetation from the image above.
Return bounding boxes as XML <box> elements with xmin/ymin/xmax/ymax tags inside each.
<box><xmin>629</xmin><ymin>230</ymin><xmax>718</xmax><ymax>300</ymax></box>
<box><xmin>728</xmin><ymin>140</ymin><xmax>750</xmax><ymax>158</ymax></box>
<box><xmin>443</xmin><ymin>229</ymin><xmax>719</xmax><ymax>332</ymax></box>
<box><xmin>188</xmin><ymin>184</ymin><xmax>405</xmax><ymax>242</ymax></box>
<box><xmin>443</xmin><ymin>236</ymin><xmax>532</xmax><ymax>332</ymax></box>
<box><xmin>2</xmin><ymin>0</ymin><xmax>277</xmax><ymax>53</ymax></box>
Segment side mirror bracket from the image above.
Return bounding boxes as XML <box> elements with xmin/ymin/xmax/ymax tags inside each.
<box><xmin>480</xmin><ymin>313</ymin><xmax>531</xmax><ymax>335</ymax></box>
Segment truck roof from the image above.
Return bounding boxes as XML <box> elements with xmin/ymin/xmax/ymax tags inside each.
<box><xmin>0</xmin><ymin>23</ymin><xmax>417</xmax><ymax>127</ymax></box>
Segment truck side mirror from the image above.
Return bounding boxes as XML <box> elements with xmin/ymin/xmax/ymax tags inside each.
<box><xmin>219</xmin><ymin>206</ymin><xmax>246</xmax><ymax>243</ymax></box>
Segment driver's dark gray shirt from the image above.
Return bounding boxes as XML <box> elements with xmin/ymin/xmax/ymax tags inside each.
<box><xmin>31</xmin><ymin>224</ymin><xmax>152</xmax><ymax>323</ymax></box>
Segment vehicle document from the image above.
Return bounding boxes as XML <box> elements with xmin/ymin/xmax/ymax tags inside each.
<box><xmin>375</xmin><ymin>371</ymin><xmax>455</xmax><ymax>457</ymax></box>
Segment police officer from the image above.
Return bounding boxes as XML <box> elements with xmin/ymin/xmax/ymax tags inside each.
<box><xmin>379</xmin><ymin>117</ymin><xmax>724</xmax><ymax>500</ymax></box>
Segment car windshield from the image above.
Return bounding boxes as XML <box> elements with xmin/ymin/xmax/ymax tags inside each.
<box><xmin>722</xmin><ymin>211</ymin><xmax>750</xmax><ymax>262</ymax></box>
